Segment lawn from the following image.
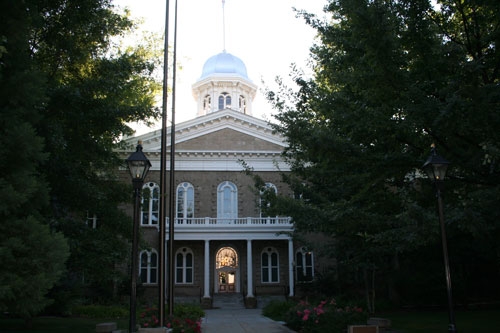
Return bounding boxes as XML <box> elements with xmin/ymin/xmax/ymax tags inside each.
<box><xmin>1</xmin><ymin>309</ymin><xmax>500</xmax><ymax>332</ymax></box>
<box><xmin>0</xmin><ymin>317</ymin><xmax>128</xmax><ymax>333</ymax></box>
<box><xmin>378</xmin><ymin>309</ymin><xmax>500</xmax><ymax>333</ymax></box>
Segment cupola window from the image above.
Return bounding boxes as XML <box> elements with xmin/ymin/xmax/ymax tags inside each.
<box><xmin>239</xmin><ymin>95</ymin><xmax>247</xmax><ymax>114</ymax></box>
<box><xmin>203</xmin><ymin>94</ymin><xmax>211</xmax><ymax>112</ymax></box>
<box><xmin>218</xmin><ymin>92</ymin><xmax>231</xmax><ymax>110</ymax></box>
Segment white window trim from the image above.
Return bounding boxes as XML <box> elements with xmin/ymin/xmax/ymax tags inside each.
<box><xmin>296</xmin><ymin>247</ymin><xmax>314</xmax><ymax>282</ymax></box>
<box><xmin>259</xmin><ymin>182</ymin><xmax>277</xmax><ymax>218</ymax></box>
<box><xmin>261</xmin><ymin>247</ymin><xmax>280</xmax><ymax>283</ymax></box>
<box><xmin>175</xmin><ymin>247</ymin><xmax>194</xmax><ymax>284</ymax></box>
<box><xmin>176</xmin><ymin>182</ymin><xmax>195</xmax><ymax>222</ymax></box>
<box><xmin>217</xmin><ymin>181</ymin><xmax>238</xmax><ymax>221</ymax></box>
<box><xmin>141</xmin><ymin>182</ymin><xmax>159</xmax><ymax>226</ymax></box>
<box><xmin>139</xmin><ymin>249</ymin><xmax>158</xmax><ymax>285</ymax></box>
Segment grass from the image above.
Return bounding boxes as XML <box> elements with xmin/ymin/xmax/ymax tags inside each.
<box><xmin>377</xmin><ymin>309</ymin><xmax>500</xmax><ymax>333</ymax></box>
<box><xmin>1</xmin><ymin>308</ymin><xmax>499</xmax><ymax>332</ymax></box>
<box><xmin>0</xmin><ymin>317</ymin><xmax>129</xmax><ymax>333</ymax></box>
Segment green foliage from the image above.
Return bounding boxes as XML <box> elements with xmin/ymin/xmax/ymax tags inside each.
<box><xmin>0</xmin><ymin>217</ymin><xmax>69</xmax><ymax>320</ymax></box>
<box><xmin>0</xmin><ymin>316</ymin><xmax>129</xmax><ymax>333</ymax></box>
<box><xmin>71</xmin><ymin>304</ymin><xmax>128</xmax><ymax>318</ymax></box>
<box><xmin>268</xmin><ymin>0</ymin><xmax>500</xmax><ymax>306</ymax></box>
<box><xmin>284</xmin><ymin>299</ymin><xmax>368</xmax><ymax>333</ymax></box>
<box><xmin>171</xmin><ymin>303</ymin><xmax>205</xmax><ymax>321</ymax></box>
<box><xmin>0</xmin><ymin>0</ymin><xmax>70</xmax><ymax>321</ymax></box>
<box><xmin>1</xmin><ymin>0</ymin><xmax>162</xmax><ymax>315</ymax></box>
<box><xmin>262</xmin><ymin>300</ymin><xmax>297</xmax><ymax>321</ymax></box>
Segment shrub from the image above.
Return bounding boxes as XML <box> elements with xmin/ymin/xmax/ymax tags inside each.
<box><xmin>138</xmin><ymin>304</ymin><xmax>204</xmax><ymax>333</ymax></box>
<box><xmin>262</xmin><ymin>300</ymin><xmax>296</xmax><ymax>321</ymax></box>
<box><xmin>285</xmin><ymin>299</ymin><xmax>368</xmax><ymax>333</ymax></box>
<box><xmin>72</xmin><ymin>304</ymin><xmax>128</xmax><ymax>318</ymax></box>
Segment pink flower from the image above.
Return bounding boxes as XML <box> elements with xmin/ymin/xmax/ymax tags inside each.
<box><xmin>314</xmin><ymin>307</ymin><xmax>325</xmax><ymax>315</ymax></box>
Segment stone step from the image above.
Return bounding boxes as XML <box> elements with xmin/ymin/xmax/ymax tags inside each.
<box><xmin>212</xmin><ymin>293</ymin><xmax>245</xmax><ymax>309</ymax></box>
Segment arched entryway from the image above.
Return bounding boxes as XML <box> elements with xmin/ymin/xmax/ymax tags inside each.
<box><xmin>215</xmin><ymin>246</ymin><xmax>239</xmax><ymax>293</ymax></box>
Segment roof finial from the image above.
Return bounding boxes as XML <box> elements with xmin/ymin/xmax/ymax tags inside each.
<box><xmin>222</xmin><ymin>0</ymin><xmax>226</xmax><ymax>53</ymax></box>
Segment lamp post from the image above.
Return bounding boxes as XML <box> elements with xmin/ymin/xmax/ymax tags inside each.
<box><xmin>126</xmin><ymin>141</ymin><xmax>151</xmax><ymax>333</ymax></box>
<box><xmin>422</xmin><ymin>145</ymin><xmax>457</xmax><ymax>333</ymax></box>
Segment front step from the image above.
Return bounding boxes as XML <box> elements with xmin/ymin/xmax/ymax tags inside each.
<box><xmin>212</xmin><ymin>293</ymin><xmax>245</xmax><ymax>309</ymax></box>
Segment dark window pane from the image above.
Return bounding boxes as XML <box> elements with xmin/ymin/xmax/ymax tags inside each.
<box><xmin>176</xmin><ymin>268</ymin><xmax>183</xmax><ymax>283</ymax></box>
<box><xmin>262</xmin><ymin>268</ymin><xmax>269</xmax><ymax>282</ymax></box>
<box><xmin>262</xmin><ymin>253</ymin><xmax>268</xmax><ymax>266</ymax></box>
<box><xmin>176</xmin><ymin>253</ymin><xmax>183</xmax><ymax>268</ymax></box>
<box><xmin>271</xmin><ymin>253</ymin><xmax>278</xmax><ymax>266</ymax></box>
<box><xmin>150</xmin><ymin>268</ymin><xmax>157</xmax><ymax>283</ymax></box>
<box><xmin>272</xmin><ymin>268</ymin><xmax>278</xmax><ymax>282</ymax></box>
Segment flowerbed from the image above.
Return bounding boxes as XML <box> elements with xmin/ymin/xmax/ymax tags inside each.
<box><xmin>285</xmin><ymin>299</ymin><xmax>368</xmax><ymax>333</ymax></box>
<box><xmin>138</xmin><ymin>304</ymin><xmax>204</xmax><ymax>333</ymax></box>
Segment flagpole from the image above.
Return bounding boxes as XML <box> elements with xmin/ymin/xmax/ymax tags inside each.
<box><xmin>159</xmin><ymin>0</ymin><xmax>170</xmax><ymax>326</ymax></box>
<box><xmin>167</xmin><ymin>0</ymin><xmax>179</xmax><ymax>318</ymax></box>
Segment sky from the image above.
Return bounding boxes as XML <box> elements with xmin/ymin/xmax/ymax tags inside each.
<box><xmin>113</xmin><ymin>0</ymin><xmax>327</xmax><ymax>133</ymax></box>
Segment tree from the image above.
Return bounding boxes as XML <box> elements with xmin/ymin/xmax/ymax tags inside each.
<box><xmin>29</xmin><ymin>0</ymin><xmax>162</xmax><ymax>303</ymax></box>
<box><xmin>1</xmin><ymin>0</ymin><xmax>162</xmax><ymax>314</ymax></box>
<box><xmin>267</xmin><ymin>0</ymin><xmax>499</xmax><ymax>306</ymax></box>
<box><xmin>0</xmin><ymin>0</ymin><xmax>69</xmax><ymax>322</ymax></box>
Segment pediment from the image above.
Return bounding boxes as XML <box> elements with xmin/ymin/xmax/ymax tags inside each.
<box><xmin>176</xmin><ymin>128</ymin><xmax>283</xmax><ymax>152</ymax></box>
<box><xmin>132</xmin><ymin>109</ymin><xmax>286</xmax><ymax>154</ymax></box>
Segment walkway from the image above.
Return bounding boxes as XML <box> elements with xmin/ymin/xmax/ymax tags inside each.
<box><xmin>201</xmin><ymin>308</ymin><xmax>295</xmax><ymax>333</ymax></box>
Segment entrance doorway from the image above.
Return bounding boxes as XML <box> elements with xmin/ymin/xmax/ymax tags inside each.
<box><xmin>215</xmin><ymin>247</ymin><xmax>239</xmax><ymax>293</ymax></box>
<box><xmin>218</xmin><ymin>269</ymin><xmax>236</xmax><ymax>292</ymax></box>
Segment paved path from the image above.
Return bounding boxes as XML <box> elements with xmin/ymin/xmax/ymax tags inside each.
<box><xmin>201</xmin><ymin>308</ymin><xmax>295</xmax><ymax>333</ymax></box>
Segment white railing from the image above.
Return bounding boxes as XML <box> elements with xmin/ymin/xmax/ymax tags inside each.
<box><xmin>166</xmin><ymin>216</ymin><xmax>292</xmax><ymax>226</ymax></box>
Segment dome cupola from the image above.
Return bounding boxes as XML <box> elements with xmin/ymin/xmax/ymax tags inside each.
<box><xmin>200</xmin><ymin>51</ymin><xmax>249</xmax><ymax>80</ymax></box>
<box><xmin>192</xmin><ymin>51</ymin><xmax>257</xmax><ymax>117</ymax></box>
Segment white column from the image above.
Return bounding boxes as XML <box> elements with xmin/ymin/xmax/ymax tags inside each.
<box><xmin>204</xmin><ymin>240</ymin><xmax>210</xmax><ymax>298</ymax></box>
<box><xmin>288</xmin><ymin>238</ymin><xmax>294</xmax><ymax>297</ymax></box>
<box><xmin>247</xmin><ymin>239</ymin><xmax>254</xmax><ymax>297</ymax></box>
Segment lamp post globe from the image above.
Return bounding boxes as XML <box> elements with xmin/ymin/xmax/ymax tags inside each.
<box><xmin>423</xmin><ymin>144</ymin><xmax>457</xmax><ymax>333</ymax></box>
<box><xmin>126</xmin><ymin>141</ymin><xmax>152</xmax><ymax>184</ymax></box>
<box><xmin>423</xmin><ymin>144</ymin><xmax>450</xmax><ymax>184</ymax></box>
<box><xmin>126</xmin><ymin>141</ymin><xmax>151</xmax><ymax>333</ymax></box>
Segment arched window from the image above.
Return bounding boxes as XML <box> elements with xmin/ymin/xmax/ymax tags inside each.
<box><xmin>218</xmin><ymin>92</ymin><xmax>231</xmax><ymax>110</ymax></box>
<box><xmin>296</xmin><ymin>247</ymin><xmax>314</xmax><ymax>282</ymax></box>
<box><xmin>140</xmin><ymin>249</ymin><xmax>158</xmax><ymax>284</ymax></box>
<box><xmin>141</xmin><ymin>182</ymin><xmax>159</xmax><ymax>225</ymax></box>
<box><xmin>259</xmin><ymin>182</ymin><xmax>277</xmax><ymax>218</ymax></box>
<box><xmin>203</xmin><ymin>94</ymin><xmax>211</xmax><ymax>112</ymax></box>
<box><xmin>239</xmin><ymin>95</ymin><xmax>247</xmax><ymax>113</ymax></box>
<box><xmin>175</xmin><ymin>247</ymin><xmax>194</xmax><ymax>284</ymax></box>
<box><xmin>176</xmin><ymin>182</ymin><xmax>194</xmax><ymax>223</ymax></box>
<box><xmin>217</xmin><ymin>181</ymin><xmax>238</xmax><ymax>221</ymax></box>
<box><xmin>261</xmin><ymin>247</ymin><xmax>279</xmax><ymax>283</ymax></box>
<box><xmin>216</xmin><ymin>247</ymin><xmax>238</xmax><ymax>269</ymax></box>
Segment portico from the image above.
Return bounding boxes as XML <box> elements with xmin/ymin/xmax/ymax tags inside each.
<box><xmin>166</xmin><ymin>217</ymin><xmax>295</xmax><ymax>304</ymax></box>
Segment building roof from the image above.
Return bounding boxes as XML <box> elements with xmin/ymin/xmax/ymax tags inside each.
<box><xmin>121</xmin><ymin>109</ymin><xmax>289</xmax><ymax>172</ymax></box>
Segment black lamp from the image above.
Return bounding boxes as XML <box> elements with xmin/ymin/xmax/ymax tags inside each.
<box><xmin>423</xmin><ymin>144</ymin><xmax>450</xmax><ymax>182</ymax></box>
<box><xmin>422</xmin><ymin>144</ymin><xmax>457</xmax><ymax>333</ymax></box>
<box><xmin>126</xmin><ymin>141</ymin><xmax>151</xmax><ymax>333</ymax></box>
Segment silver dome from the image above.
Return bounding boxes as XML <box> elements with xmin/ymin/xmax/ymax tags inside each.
<box><xmin>200</xmin><ymin>51</ymin><xmax>249</xmax><ymax>80</ymax></box>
